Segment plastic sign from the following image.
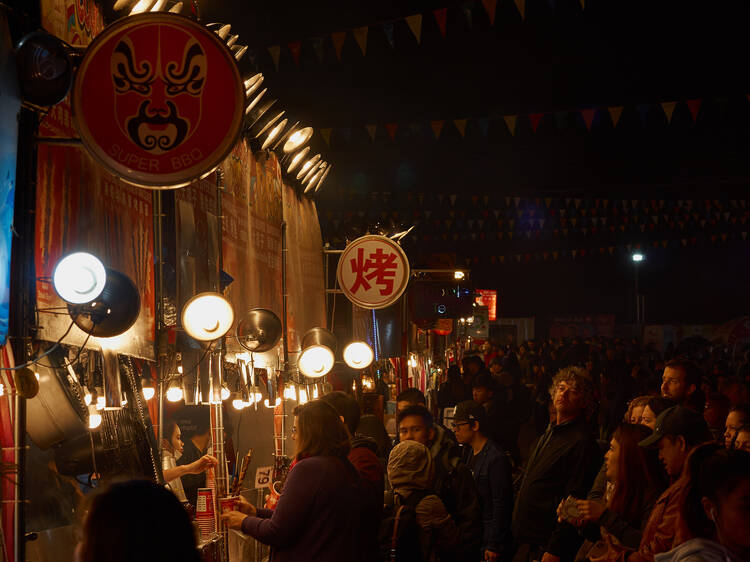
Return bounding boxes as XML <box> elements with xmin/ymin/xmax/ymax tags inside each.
<box><xmin>337</xmin><ymin>235</ymin><xmax>410</xmax><ymax>309</ymax></box>
<box><xmin>72</xmin><ymin>13</ymin><xmax>245</xmax><ymax>189</ymax></box>
<box><xmin>475</xmin><ymin>289</ymin><xmax>498</xmax><ymax>321</ymax></box>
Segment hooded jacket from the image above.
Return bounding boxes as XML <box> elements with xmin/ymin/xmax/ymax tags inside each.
<box><xmin>388</xmin><ymin>441</ymin><xmax>460</xmax><ymax>561</ymax></box>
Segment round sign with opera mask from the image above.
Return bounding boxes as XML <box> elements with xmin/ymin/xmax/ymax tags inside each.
<box><xmin>72</xmin><ymin>13</ymin><xmax>245</xmax><ymax>189</ymax></box>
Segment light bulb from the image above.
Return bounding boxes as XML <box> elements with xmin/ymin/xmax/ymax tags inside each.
<box><xmin>167</xmin><ymin>384</ymin><xmax>184</xmax><ymax>402</ymax></box>
<box><xmin>343</xmin><ymin>341</ymin><xmax>374</xmax><ymax>369</ymax></box>
<box><xmin>142</xmin><ymin>387</ymin><xmax>155</xmax><ymax>400</ymax></box>
<box><xmin>96</xmin><ymin>395</ymin><xmax>106</xmax><ymax>411</ymax></box>
<box><xmin>298</xmin><ymin>346</ymin><xmax>335</xmax><ymax>378</ymax></box>
<box><xmin>298</xmin><ymin>388</ymin><xmax>308</xmax><ymax>404</ymax></box>
<box><xmin>88</xmin><ymin>404</ymin><xmax>102</xmax><ymax>429</ymax></box>
<box><xmin>181</xmin><ymin>293</ymin><xmax>234</xmax><ymax>341</ymax></box>
<box><xmin>84</xmin><ymin>391</ymin><xmax>92</xmax><ymax>405</ymax></box>
<box><xmin>264</xmin><ymin>397</ymin><xmax>281</xmax><ymax>408</ymax></box>
<box><xmin>0</xmin><ymin>382</ymin><xmax>4</xmax><ymax>396</ymax></box>
<box><xmin>312</xmin><ymin>385</ymin><xmax>319</xmax><ymax>399</ymax></box>
<box><xmin>53</xmin><ymin>252</ymin><xmax>107</xmax><ymax>304</ymax></box>
<box><xmin>283</xmin><ymin>127</ymin><xmax>313</xmax><ymax>153</ymax></box>
<box><xmin>221</xmin><ymin>385</ymin><xmax>230</xmax><ymax>401</ymax></box>
<box><xmin>232</xmin><ymin>398</ymin><xmax>246</xmax><ymax>410</ymax></box>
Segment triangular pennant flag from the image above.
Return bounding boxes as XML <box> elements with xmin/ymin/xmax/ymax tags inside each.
<box><xmin>385</xmin><ymin>123</ymin><xmax>398</xmax><ymax>141</ymax></box>
<box><xmin>434</xmin><ymin>7</ymin><xmax>448</xmax><ymax>37</ymax></box>
<box><xmin>288</xmin><ymin>41</ymin><xmax>302</xmax><ymax>67</ymax></box>
<box><xmin>503</xmin><ymin>115</ymin><xmax>517</xmax><ymax>136</ymax></box>
<box><xmin>454</xmin><ymin>118</ymin><xmax>468</xmax><ymax>137</ymax></box>
<box><xmin>529</xmin><ymin>113</ymin><xmax>544</xmax><ymax>132</ymax></box>
<box><xmin>580</xmin><ymin>108</ymin><xmax>596</xmax><ymax>131</ymax></box>
<box><xmin>320</xmin><ymin>128</ymin><xmax>332</xmax><ymax>146</ymax></box>
<box><xmin>462</xmin><ymin>2</ymin><xmax>474</xmax><ymax>27</ymax></box>
<box><xmin>477</xmin><ymin>117</ymin><xmax>490</xmax><ymax>136</ymax></box>
<box><xmin>686</xmin><ymin>99</ymin><xmax>702</xmax><ymax>122</ymax></box>
<box><xmin>267</xmin><ymin>45</ymin><xmax>281</xmax><ymax>70</ymax></box>
<box><xmin>365</xmin><ymin>124</ymin><xmax>377</xmax><ymax>141</ymax></box>
<box><xmin>382</xmin><ymin>22</ymin><xmax>395</xmax><ymax>48</ymax></box>
<box><xmin>311</xmin><ymin>37</ymin><xmax>325</xmax><ymax>61</ymax></box>
<box><xmin>405</xmin><ymin>14</ymin><xmax>423</xmax><ymax>43</ymax></box>
<box><xmin>430</xmin><ymin>120</ymin><xmax>444</xmax><ymax>139</ymax></box>
<box><xmin>514</xmin><ymin>0</ymin><xmax>526</xmax><ymax>20</ymax></box>
<box><xmin>482</xmin><ymin>0</ymin><xmax>498</xmax><ymax>25</ymax></box>
<box><xmin>353</xmin><ymin>26</ymin><xmax>368</xmax><ymax>55</ymax></box>
<box><xmin>331</xmin><ymin>31</ymin><xmax>346</xmax><ymax>61</ymax></box>
<box><xmin>608</xmin><ymin>106</ymin><xmax>623</xmax><ymax>127</ymax></box>
<box><xmin>661</xmin><ymin>101</ymin><xmax>677</xmax><ymax>123</ymax></box>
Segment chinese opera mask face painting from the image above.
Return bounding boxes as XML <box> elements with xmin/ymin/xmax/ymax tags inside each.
<box><xmin>110</xmin><ymin>24</ymin><xmax>206</xmax><ymax>154</ymax></box>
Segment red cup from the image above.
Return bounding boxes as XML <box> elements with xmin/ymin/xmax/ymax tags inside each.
<box><xmin>219</xmin><ymin>497</ymin><xmax>237</xmax><ymax>514</ymax></box>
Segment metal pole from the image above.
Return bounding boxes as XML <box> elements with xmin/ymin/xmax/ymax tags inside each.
<box><xmin>634</xmin><ymin>264</ymin><xmax>640</xmax><ymax>338</ymax></box>
<box><xmin>13</xmin><ymin>393</ymin><xmax>24</xmax><ymax>562</ymax></box>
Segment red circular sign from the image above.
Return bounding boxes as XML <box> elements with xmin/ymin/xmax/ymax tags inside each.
<box><xmin>337</xmin><ymin>235</ymin><xmax>410</xmax><ymax>310</ymax></box>
<box><xmin>72</xmin><ymin>13</ymin><xmax>245</xmax><ymax>189</ymax></box>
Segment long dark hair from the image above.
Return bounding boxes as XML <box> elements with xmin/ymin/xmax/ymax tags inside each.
<box><xmin>682</xmin><ymin>444</ymin><xmax>750</xmax><ymax>538</ymax></box>
<box><xmin>78</xmin><ymin>479</ymin><xmax>200</xmax><ymax>562</ymax></box>
<box><xmin>295</xmin><ymin>400</ymin><xmax>350</xmax><ymax>460</ymax></box>
<box><xmin>162</xmin><ymin>418</ymin><xmax>178</xmax><ymax>453</ymax></box>
<box><xmin>608</xmin><ymin>423</ymin><xmax>668</xmax><ymax>525</ymax></box>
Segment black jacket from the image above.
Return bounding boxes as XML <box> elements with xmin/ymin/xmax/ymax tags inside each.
<box><xmin>463</xmin><ymin>440</ymin><xmax>514</xmax><ymax>559</ymax></box>
<box><xmin>511</xmin><ymin>416</ymin><xmax>602</xmax><ymax>561</ymax></box>
<box><xmin>177</xmin><ymin>438</ymin><xmax>206</xmax><ymax>506</ymax></box>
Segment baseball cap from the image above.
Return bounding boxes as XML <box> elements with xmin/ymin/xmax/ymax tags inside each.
<box><xmin>453</xmin><ymin>400</ymin><xmax>486</xmax><ymax>425</ymax></box>
<box><xmin>638</xmin><ymin>405</ymin><xmax>709</xmax><ymax>448</ymax></box>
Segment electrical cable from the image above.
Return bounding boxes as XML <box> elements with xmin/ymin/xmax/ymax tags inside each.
<box><xmin>0</xmin><ymin>319</ymin><xmax>76</xmax><ymax>371</ymax></box>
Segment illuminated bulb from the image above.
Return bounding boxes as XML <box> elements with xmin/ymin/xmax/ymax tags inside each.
<box><xmin>34</xmin><ymin>371</ymin><xmax>40</xmax><ymax>380</ymax></box>
<box><xmin>298</xmin><ymin>388</ymin><xmax>308</xmax><ymax>404</ymax></box>
<box><xmin>296</xmin><ymin>154</ymin><xmax>321</xmax><ymax>181</ymax></box>
<box><xmin>312</xmin><ymin>385</ymin><xmax>319</xmax><ymax>399</ymax></box>
<box><xmin>261</xmin><ymin>118</ymin><xmax>287</xmax><ymax>150</ymax></box>
<box><xmin>287</xmin><ymin>146</ymin><xmax>310</xmax><ymax>174</ymax></box>
<box><xmin>166</xmin><ymin>381</ymin><xmax>184</xmax><ymax>402</ymax></box>
<box><xmin>142</xmin><ymin>386</ymin><xmax>155</xmax><ymax>400</ymax></box>
<box><xmin>176</xmin><ymin>354</ymin><xmax>183</xmax><ymax>375</ymax></box>
<box><xmin>220</xmin><ymin>385</ymin><xmax>231</xmax><ymax>401</ymax></box>
<box><xmin>53</xmin><ymin>252</ymin><xmax>106</xmax><ymax>304</ymax></box>
<box><xmin>632</xmin><ymin>253</ymin><xmax>644</xmax><ymax>262</ymax></box>
<box><xmin>343</xmin><ymin>341</ymin><xmax>374</xmax><ymax>370</ymax></box>
<box><xmin>454</xmin><ymin>270</ymin><xmax>465</xmax><ymax>280</ymax></box>
<box><xmin>121</xmin><ymin>395</ymin><xmax>128</xmax><ymax>406</ymax></box>
<box><xmin>283</xmin><ymin>384</ymin><xmax>297</xmax><ymax>401</ymax></box>
<box><xmin>96</xmin><ymin>395</ymin><xmax>105</xmax><ymax>411</ymax></box>
<box><xmin>264</xmin><ymin>397</ymin><xmax>281</xmax><ymax>408</ymax></box>
<box><xmin>232</xmin><ymin>398</ymin><xmax>246</xmax><ymax>410</ymax></box>
<box><xmin>84</xmin><ymin>390</ymin><xmax>92</xmax><ymax>405</ymax></box>
<box><xmin>283</xmin><ymin>127</ymin><xmax>313</xmax><ymax>153</ymax></box>
<box><xmin>129</xmin><ymin>0</ymin><xmax>155</xmax><ymax>15</ymax></box>
<box><xmin>467</xmin><ymin>316</ymin><xmax>474</xmax><ymax>324</ymax></box>
<box><xmin>181</xmin><ymin>293</ymin><xmax>234</xmax><ymax>341</ymax></box>
<box><xmin>0</xmin><ymin>382</ymin><xmax>4</xmax><ymax>396</ymax></box>
<box><xmin>88</xmin><ymin>404</ymin><xmax>102</xmax><ymax>430</ymax></box>
<box><xmin>298</xmin><ymin>345</ymin><xmax>335</xmax><ymax>378</ymax></box>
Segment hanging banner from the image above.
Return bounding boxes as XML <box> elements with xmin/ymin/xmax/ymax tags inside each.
<box><xmin>72</xmin><ymin>13</ymin><xmax>245</xmax><ymax>188</ymax></box>
<box><xmin>337</xmin><ymin>235</ymin><xmax>410</xmax><ymax>309</ymax></box>
<box><xmin>475</xmin><ymin>289</ymin><xmax>498</xmax><ymax>321</ymax></box>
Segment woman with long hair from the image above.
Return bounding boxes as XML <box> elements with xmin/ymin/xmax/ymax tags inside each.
<box><xmin>160</xmin><ymin>418</ymin><xmax>216</xmax><ymax>503</ymax></box>
<box><xmin>657</xmin><ymin>445</ymin><xmax>750</xmax><ymax>561</ymax></box>
<box><xmin>221</xmin><ymin>400</ymin><xmax>363</xmax><ymax>561</ymax></box>
<box><xmin>75</xmin><ymin>479</ymin><xmax>201</xmax><ymax>562</ymax></box>
<box><xmin>563</xmin><ymin>423</ymin><xmax>668</xmax><ymax>560</ymax></box>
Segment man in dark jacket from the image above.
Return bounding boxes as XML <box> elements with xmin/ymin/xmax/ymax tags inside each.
<box><xmin>321</xmin><ymin>391</ymin><xmax>383</xmax><ymax>562</ymax></box>
<box><xmin>453</xmin><ymin>400</ymin><xmax>514</xmax><ymax>561</ymax></box>
<box><xmin>512</xmin><ymin>367</ymin><xmax>602</xmax><ymax>562</ymax></box>
<box><xmin>398</xmin><ymin>404</ymin><xmax>483</xmax><ymax>561</ymax></box>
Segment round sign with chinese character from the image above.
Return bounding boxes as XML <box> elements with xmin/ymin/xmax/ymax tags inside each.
<box><xmin>72</xmin><ymin>13</ymin><xmax>245</xmax><ymax>189</ymax></box>
<box><xmin>337</xmin><ymin>235</ymin><xmax>410</xmax><ymax>309</ymax></box>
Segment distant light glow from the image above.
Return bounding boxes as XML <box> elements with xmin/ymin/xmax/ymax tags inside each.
<box><xmin>142</xmin><ymin>387</ymin><xmax>155</xmax><ymax>400</ymax></box>
<box><xmin>632</xmin><ymin>253</ymin><xmax>645</xmax><ymax>262</ymax></box>
<box><xmin>454</xmin><ymin>270</ymin><xmax>465</xmax><ymax>280</ymax></box>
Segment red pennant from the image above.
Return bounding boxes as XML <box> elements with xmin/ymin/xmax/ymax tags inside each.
<box><xmin>482</xmin><ymin>0</ymin><xmax>498</xmax><ymax>25</ymax></box>
<box><xmin>434</xmin><ymin>8</ymin><xmax>448</xmax><ymax>37</ymax></box>
<box><xmin>581</xmin><ymin>109</ymin><xmax>596</xmax><ymax>131</ymax></box>
<box><xmin>288</xmin><ymin>41</ymin><xmax>302</xmax><ymax>66</ymax></box>
<box><xmin>385</xmin><ymin>123</ymin><xmax>398</xmax><ymax>140</ymax></box>
<box><xmin>686</xmin><ymin>99</ymin><xmax>702</xmax><ymax>123</ymax></box>
<box><xmin>529</xmin><ymin>113</ymin><xmax>544</xmax><ymax>132</ymax></box>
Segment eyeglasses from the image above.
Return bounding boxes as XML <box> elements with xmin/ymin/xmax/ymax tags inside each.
<box><xmin>451</xmin><ymin>421</ymin><xmax>470</xmax><ymax>430</ymax></box>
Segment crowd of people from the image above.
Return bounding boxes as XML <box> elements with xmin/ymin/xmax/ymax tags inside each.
<box><xmin>74</xmin><ymin>337</ymin><xmax>750</xmax><ymax>562</ymax></box>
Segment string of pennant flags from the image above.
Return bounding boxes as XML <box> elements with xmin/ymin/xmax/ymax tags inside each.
<box><xmin>312</xmin><ymin>95</ymin><xmax>747</xmax><ymax>147</ymax></box>
<box><xmin>263</xmin><ymin>0</ymin><xmax>583</xmax><ymax>70</ymax></box>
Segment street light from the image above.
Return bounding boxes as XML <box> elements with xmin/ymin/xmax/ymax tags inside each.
<box><xmin>631</xmin><ymin>252</ymin><xmax>644</xmax><ymax>338</ymax></box>
<box><xmin>631</xmin><ymin>253</ymin><xmax>644</xmax><ymax>263</ymax></box>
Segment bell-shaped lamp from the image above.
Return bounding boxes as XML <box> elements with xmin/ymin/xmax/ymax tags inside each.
<box><xmin>67</xmin><ymin>269</ymin><xmax>140</xmax><ymax>338</ymax></box>
<box><xmin>53</xmin><ymin>252</ymin><xmax>107</xmax><ymax>304</ymax></box>
<box><xmin>181</xmin><ymin>292</ymin><xmax>234</xmax><ymax>342</ymax></box>
<box><xmin>236</xmin><ymin>308</ymin><xmax>283</xmax><ymax>353</ymax></box>
<box><xmin>16</xmin><ymin>31</ymin><xmax>74</xmax><ymax>107</ymax></box>
<box><xmin>298</xmin><ymin>328</ymin><xmax>337</xmax><ymax>378</ymax></box>
<box><xmin>343</xmin><ymin>341</ymin><xmax>374</xmax><ymax>370</ymax></box>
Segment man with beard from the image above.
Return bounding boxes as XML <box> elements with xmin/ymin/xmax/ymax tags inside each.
<box><xmin>660</xmin><ymin>358</ymin><xmax>705</xmax><ymax>413</ymax></box>
<box><xmin>512</xmin><ymin>367</ymin><xmax>602</xmax><ymax>562</ymax></box>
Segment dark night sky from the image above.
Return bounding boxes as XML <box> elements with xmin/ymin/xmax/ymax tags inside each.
<box><xmin>166</xmin><ymin>1</ymin><xmax>750</xmax><ymax>325</ymax></box>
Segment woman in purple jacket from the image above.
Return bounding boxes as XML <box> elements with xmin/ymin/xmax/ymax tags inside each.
<box><xmin>222</xmin><ymin>400</ymin><xmax>363</xmax><ymax>561</ymax></box>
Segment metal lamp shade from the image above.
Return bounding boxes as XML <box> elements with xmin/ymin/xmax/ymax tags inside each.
<box><xmin>236</xmin><ymin>308</ymin><xmax>283</xmax><ymax>353</ymax></box>
<box><xmin>16</xmin><ymin>31</ymin><xmax>74</xmax><ymax>107</ymax></box>
<box><xmin>181</xmin><ymin>292</ymin><xmax>234</xmax><ymax>341</ymax></box>
<box><xmin>67</xmin><ymin>269</ymin><xmax>140</xmax><ymax>337</ymax></box>
<box><xmin>298</xmin><ymin>327</ymin><xmax>337</xmax><ymax>378</ymax></box>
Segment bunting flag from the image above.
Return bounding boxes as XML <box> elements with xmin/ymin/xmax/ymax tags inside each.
<box><xmin>481</xmin><ymin>0</ymin><xmax>498</xmax><ymax>25</ymax></box>
<box><xmin>268</xmin><ymin>45</ymin><xmax>281</xmax><ymax>70</ymax></box>
<box><xmin>529</xmin><ymin>113</ymin><xmax>544</xmax><ymax>132</ymax></box>
<box><xmin>385</xmin><ymin>123</ymin><xmax>399</xmax><ymax>140</ymax></box>
<box><xmin>608</xmin><ymin>106</ymin><xmax>623</xmax><ymax>127</ymax></box>
<box><xmin>454</xmin><ymin>118</ymin><xmax>468</xmax><ymax>137</ymax></box>
<box><xmin>434</xmin><ymin>8</ymin><xmax>448</xmax><ymax>37</ymax></box>
<box><xmin>332</xmin><ymin>31</ymin><xmax>346</xmax><ymax>61</ymax></box>
<box><xmin>503</xmin><ymin>115</ymin><xmax>517</xmax><ymax>135</ymax></box>
<box><xmin>365</xmin><ymin>124</ymin><xmax>377</xmax><ymax>141</ymax></box>
<box><xmin>431</xmin><ymin>120</ymin><xmax>445</xmax><ymax>139</ymax></box>
<box><xmin>406</xmin><ymin>14</ymin><xmax>423</xmax><ymax>43</ymax></box>
<box><xmin>353</xmin><ymin>26</ymin><xmax>368</xmax><ymax>55</ymax></box>
<box><xmin>661</xmin><ymin>101</ymin><xmax>677</xmax><ymax>123</ymax></box>
<box><xmin>514</xmin><ymin>0</ymin><xmax>526</xmax><ymax>19</ymax></box>
<box><xmin>288</xmin><ymin>41</ymin><xmax>302</xmax><ymax>66</ymax></box>
<box><xmin>581</xmin><ymin>108</ymin><xmax>596</xmax><ymax>131</ymax></box>
<box><xmin>686</xmin><ymin>98</ymin><xmax>702</xmax><ymax>122</ymax></box>
<box><xmin>320</xmin><ymin>128</ymin><xmax>332</xmax><ymax>146</ymax></box>
<box><xmin>382</xmin><ymin>22</ymin><xmax>396</xmax><ymax>48</ymax></box>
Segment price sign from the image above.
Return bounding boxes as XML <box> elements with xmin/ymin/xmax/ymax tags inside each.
<box><xmin>254</xmin><ymin>465</ymin><xmax>273</xmax><ymax>489</ymax></box>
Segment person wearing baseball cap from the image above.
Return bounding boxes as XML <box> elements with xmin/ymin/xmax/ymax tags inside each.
<box><xmin>452</xmin><ymin>401</ymin><xmax>513</xmax><ymax>562</ymax></box>
<box><xmin>630</xmin><ymin>406</ymin><xmax>712</xmax><ymax>562</ymax></box>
